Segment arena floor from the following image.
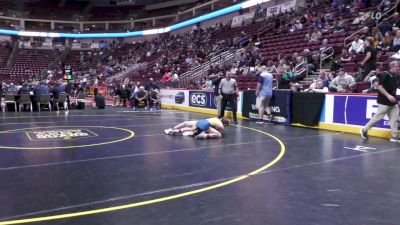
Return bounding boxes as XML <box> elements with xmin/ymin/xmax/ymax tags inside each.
<box><xmin>0</xmin><ymin>109</ymin><xmax>399</xmax><ymax>225</ymax></box>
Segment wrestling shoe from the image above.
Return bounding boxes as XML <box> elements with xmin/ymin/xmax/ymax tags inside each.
<box><xmin>164</xmin><ymin>129</ymin><xmax>172</xmax><ymax>135</ymax></box>
<box><xmin>256</xmin><ymin>120</ymin><xmax>264</xmax><ymax>125</ymax></box>
<box><xmin>194</xmin><ymin>133</ymin><xmax>207</xmax><ymax>139</ymax></box>
<box><xmin>182</xmin><ymin>131</ymin><xmax>194</xmax><ymax>136</ymax></box>
<box><xmin>360</xmin><ymin>128</ymin><xmax>368</xmax><ymax>139</ymax></box>
<box><xmin>390</xmin><ymin>137</ymin><xmax>400</xmax><ymax>143</ymax></box>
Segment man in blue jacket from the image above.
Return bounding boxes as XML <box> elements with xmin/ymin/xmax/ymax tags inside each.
<box><xmin>34</xmin><ymin>81</ymin><xmax>50</xmax><ymax>103</ymax></box>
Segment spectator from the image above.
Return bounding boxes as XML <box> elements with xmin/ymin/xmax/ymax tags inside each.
<box><xmin>360</xmin><ymin>37</ymin><xmax>377</xmax><ymax>80</ymax></box>
<box><xmin>317</xmin><ymin>70</ymin><xmax>331</xmax><ymax>87</ymax></box>
<box><xmin>94</xmin><ymin>91</ymin><xmax>106</xmax><ymax>109</ymax></box>
<box><xmin>355</xmin><ymin>0</ymin><xmax>365</xmax><ymax>9</ymax></box>
<box><xmin>329</xmin><ymin>69</ymin><xmax>356</xmax><ymax>92</ymax></box>
<box><xmin>52</xmin><ymin>81</ymin><xmax>65</xmax><ymax>100</ymax></box>
<box><xmin>145</xmin><ymin>78</ymin><xmax>160</xmax><ymax>91</ymax></box>
<box><xmin>266</xmin><ymin>60</ymin><xmax>277</xmax><ymax>73</ymax></box>
<box><xmin>363</xmin><ymin>68</ymin><xmax>383</xmax><ymax>82</ymax></box>
<box><xmin>34</xmin><ymin>80</ymin><xmax>50</xmax><ymax>103</ymax></box>
<box><xmin>170</xmin><ymin>71</ymin><xmax>179</xmax><ymax>82</ymax></box>
<box><xmin>305</xmin><ymin>79</ymin><xmax>329</xmax><ymax>92</ymax></box>
<box><xmin>18</xmin><ymin>82</ymin><xmax>31</xmax><ymax>94</ymax></box>
<box><xmin>378</xmin><ymin>18</ymin><xmax>392</xmax><ymax>35</ymax></box>
<box><xmin>160</xmin><ymin>72</ymin><xmax>172</xmax><ymax>82</ymax></box>
<box><xmin>304</xmin><ymin>29</ymin><xmax>313</xmax><ymax>41</ymax></box>
<box><xmin>255</xmin><ymin>66</ymin><xmax>273</xmax><ymax>124</ymax></box>
<box><xmin>340</xmin><ymin>48</ymin><xmax>353</xmax><ymax>62</ymax></box>
<box><xmin>391</xmin><ymin>12</ymin><xmax>400</xmax><ymax>29</ymax></box>
<box><xmin>202</xmin><ymin>77</ymin><xmax>213</xmax><ymax>90</ymax></box>
<box><xmin>132</xmin><ymin>86</ymin><xmax>148</xmax><ymax>110</ymax></box>
<box><xmin>218</xmin><ymin>71</ymin><xmax>238</xmax><ymax>124</ymax></box>
<box><xmin>352</xmin><ymin>12</ymin><xmax>369</xmax><ymax>25</ymax></box>
<box><xmin>6</xmin><ymin>83</ymin><xmax>17</xmax><ymax>93</ymax></box>
<box><xmin>148</xmin><ymin>88</ymin><xmax>160</xmax><ymax>110</ymax></box>
<box><xmin>77</xmin><ymin>87</ymin><xmax>86</xmax><ymax>109</ymax></box>
<box><xmin>332</xmin><ymin>19</ymin><xmax>345</xmax><ymax>33</ymax></box>
<box><xmin>314</xmin><ymin>18</ymin><xmax>325</xmax><ymax>30</ymax></box>
<box><xmin>310</xmin><ymin>28</ymin><xmax>322</xmax><ymax>43</ymax></box>
<box><xmin>289</xmin><ymin>52</ymin><xmax>299</xmax><ymax>67</ymax></box>
<box><xmin>290</xmin><ymin>20</ymin><xmax>303</xmax><ymax>32</ymax></box>
<box><xmin>378</xmin><ymin>31</ymin><xmax>393</xmax><ymax>52</ymax></box>
<box><xmin>349</xmin><ymin>35</ymin><xmax>365</xmax><ymax>54</ymax></box>
<box><xmin>371</xmin><ymin>27</ymin><xmax>384</xmax><ymax>47</ymax></box>
<box><xmin>112</xmin><ymin>84</ymin><xmax>122</xmax><ymax>107</ymax></box>
<box><xmin>304</xmin><ymin>49</ymin><xmax>316</xmax><ymax>71</ymax></box>
<box><xmin>277</xmin><ymin>59</ymin><xmax>290</xmax><ymax>72</ymax></box>
<box><xmin>121</xmin><ymin>84</ymin><xmax>130</xmax><ymax>107</ymax></box>
<box><xmin>360</xmin><ymin>26</ymin><xmax>372</xmax><ymax>37</ymax></box>
<box><xmin>362</xmin><ymin>78</ymin><xmax>380</xmax><ymax>93</ymax></box>
<box><xmin>379</xmin><ymin>0</ymin><xmax>391</xmax><ymax>13</ymax></box>
<box><xmin>392</xmin><ymin>30</ymin><xmax>400</xmax><ymax>51</ymax></box>
<box><xmin>293</xmin><ymin>56</ymin><xmax>308</xmax><ymax>79</ymax></box>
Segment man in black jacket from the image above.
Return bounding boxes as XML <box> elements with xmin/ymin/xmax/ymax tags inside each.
<box><xmin>145</xmin><ymin>78</ymin><xmax>160</xmax><ymax>92</ymax></box>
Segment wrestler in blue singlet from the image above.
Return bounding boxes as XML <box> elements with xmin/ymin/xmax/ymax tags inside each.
<box><xmin>194</xmin><ymin>119</ymin><xmax>211</xmax><ymax>135</ymax></box>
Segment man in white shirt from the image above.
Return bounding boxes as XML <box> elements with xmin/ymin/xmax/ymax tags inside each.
<box><xmin>219</xmin><ymin>71</ymin><xmax>238</xmax><ymax>124</ymax></box>
<box><xmin>329</xmin><ymin>69</ymin><xmax>356</xmax><ymax>92</ymax></box>
<box><xmin>349</xmin><ymin>35</ymin><xmax>364</xmax><ymax>54</ymax></box>
<box><xmin>306</xmin><ymin>79</ymin><xmax>329</xmax><ymax>93</ymax></box>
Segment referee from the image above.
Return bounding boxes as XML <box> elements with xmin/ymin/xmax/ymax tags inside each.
<box><xmin>218</xmin><ymin>71</ymin><xmax>238</xmax><ymax>124</ymax></box>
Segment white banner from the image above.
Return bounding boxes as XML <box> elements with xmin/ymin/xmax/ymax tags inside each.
<box><xmin>160</xmin><ymin>89</ymin><xmax>189</xmax><ymax>107</ymax></box>
<box><xmin>71</xmin><ymin>43</ymin><xmax>81</xmax><ymax>49</ymax></box>
<box><xmin>266</xmin><ymin>5</ymin><xmax>280</xmax><ymax>17</ymax></box>
<box><xmin>266</xmin><ymin>0</ymin><xmax>296</xmax><ymax>17</ymax></box>
<box><xmin>231</xmin><ymin>12</ymin><xmax>255</xmax><ymax>28</ymax></box>
<box><xmin>281</xmin><ymin>0</ymin><xmax>296</xmax><ymax>13</ymax></box>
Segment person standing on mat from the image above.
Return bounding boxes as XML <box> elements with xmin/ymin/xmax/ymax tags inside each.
<box><xmin>211</xmin><ymin>73</ymin><xmax>224</xmax><ymax>116</ymax></box>
<box><xmin>361</xmin><ymin>61</ymin><xmax>400</xmax><ymax>142</ymax></box>
<box><xmin>256</xmin><ymin>66</ymin><xmax>273</xmax><ymax>124</ymax></box>
<box><xmin>219</xmin><ymin>71</ymin><xmax>238</xmax><ymax>124</ymax></box>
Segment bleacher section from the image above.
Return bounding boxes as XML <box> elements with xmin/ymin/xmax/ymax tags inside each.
<box><xmin>0</xmin><ymin>49</ymin><xmax>61</xmax><ymax>83</ymax></box>
<box><xmin>27</xmin><ymin>0</ymin><xmax>89</xmax><ymax>20</ymax></box>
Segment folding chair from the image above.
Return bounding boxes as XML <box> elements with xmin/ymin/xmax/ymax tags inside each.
<box><xmin>37</xmin><ymin>94</ymin><xmax>51</xmax><ymax>112</ymax></box>
<box><xmin>54</xmin><ymin>93</ymin><xmax>68</xmax><ymax>111</ymax></box>
<box><xmin>4</xmin><ymin>94</ymin><xmax>17</xmax><ymax>112</ymax></box>
<box><xmin>19</xmin><ymin>94</ymin><xmax>32</xmax><ymax>112</ymax></box>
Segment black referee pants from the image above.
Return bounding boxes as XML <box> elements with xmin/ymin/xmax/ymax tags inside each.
<box><xmin>219</xmin><ymin>93</ymin><xmax>237</xmax><ymax>122</ymax></box>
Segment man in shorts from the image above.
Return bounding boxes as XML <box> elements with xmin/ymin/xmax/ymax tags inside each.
<box><xmin>164</xmin><ymin>117</ymin><xmax>230</xmax><ymax>139</ymax></box>
<box><xmin>256</xmin><ymin>66</ymin><xmax>273</xmax><ymax>124</ymax></box>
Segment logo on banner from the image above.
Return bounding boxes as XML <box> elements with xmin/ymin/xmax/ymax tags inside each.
<box><xmin>27</xmin><ymin>129</ymin><xmax>97</xmax><ymax>141</ymax></box>
<box><xmin>371</xmin><ymin>12</ymin><xmax>382</xmax><ymax>20</ymax></box>
<box><xmin>272</xmin><ymin>106</ymin><xmax>281</xmax><ymax>113</ymax></box>
<box><xmin>174</xmin><ymin>92</ymin><xmax>185</xmax><ymax>104</ymax></box>
<box><xmin>190</xmin><ymin>93</ymin><xmax>207</xmax><ymax>107</ymax></box>
<box><xmin>366</xmin><ymin>99</ymin><xmax>389</xmax><ymax>120</ymax></box>
<box><xmin>251</xmin><ymin>103</ymin><xmax>280</xmax><ymax>113</ymax></box>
